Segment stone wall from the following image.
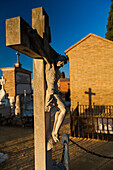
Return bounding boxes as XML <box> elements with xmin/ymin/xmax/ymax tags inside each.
<box><xmin>65</xmin><ymin>34</ymin><xmax>113</xmax><ymax>110</ymax></box>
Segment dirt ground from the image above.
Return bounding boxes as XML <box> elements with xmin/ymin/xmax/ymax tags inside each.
<box><xmin>1</xmin><ymin>113</ymin><xmax>113</xmax><ymax>170</ymax></box>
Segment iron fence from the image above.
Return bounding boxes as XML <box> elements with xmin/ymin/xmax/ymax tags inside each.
<box><xmin>70</xmin><ymin>103</ymin><xmax>113</xmax><ymax>141</ymax></box>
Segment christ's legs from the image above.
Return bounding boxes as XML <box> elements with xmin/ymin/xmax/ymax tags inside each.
<box><xmin>52</xmin><ymin>110</ymin><xmax>60</xmax><ymax>133</ymax></box>
<box><xmin>52</xmin><ymin>94</ymin><xmax>67</xmax><ymax>142</ymax></box>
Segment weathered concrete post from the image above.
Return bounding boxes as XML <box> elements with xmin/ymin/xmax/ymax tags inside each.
<box><xmin>32</xmin><ymin>8</ymin><xmax>52</xmax><ymax>170</ymax></box>
<box><xmin>33</xmin><ymin>59</ymin><xmax>46</xmax><ymax>169</ymax></box>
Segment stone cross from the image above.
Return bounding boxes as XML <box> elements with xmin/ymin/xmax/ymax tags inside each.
<box><xmin>16</xmin><ymin>51</ymin><xmax>20</xmax><ymax>63</ymax></box>
<box><xmin>85</xmin><ymin>88</ymin><xmax>95</xmax><ymax>109</ymax></box>
<box><xmin>0</xmin><ymin>76</ymin><xmax>5</xmax><ymax>90</ymax></box>
<box><xmin>15</xmin><ymin>51</ymin><xmax>22</xmax><ymax>68</ymax></box>
<box><xmin>6</xmin><ymin>7</ymin><xmax>65</xmax><ymax>170</ymax></box>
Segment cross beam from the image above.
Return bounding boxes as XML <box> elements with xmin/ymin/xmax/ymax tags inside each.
<box><xmin>6</xmin><ymin>8</ymin><xmax>59</xmax><ymax>63</ymax></box>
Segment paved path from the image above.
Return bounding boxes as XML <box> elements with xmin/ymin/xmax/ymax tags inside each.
<box><xmin>1</xmin><ymin>113</ymin><xmax>113</xmax><ymax>169</ymax></box>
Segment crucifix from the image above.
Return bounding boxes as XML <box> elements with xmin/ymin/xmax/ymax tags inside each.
<box><xmin>6</xmin><ymin>7</ymin><xmax>67</xmax><ymax>170</ymax></box>
<box><xmin>85</xmin><ymin>88</ymin><xmax>95</xmax><ymax>109</ymax></box>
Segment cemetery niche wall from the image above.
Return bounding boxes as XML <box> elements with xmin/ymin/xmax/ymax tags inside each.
<box><xmin>65</xmin><ymin>33</ymin><xmax>113</xmax><ymax>140</ymax></box>
<box><xmin>0</xmin><ymin>52</ymin><xmax>32</xmax><ymax>116</ymax></box>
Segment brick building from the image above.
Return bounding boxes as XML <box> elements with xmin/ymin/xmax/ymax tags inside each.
<box><xmin>65</xmin><ymin>33</ymin><xmax>113</xmax><ymax>110</ymax></box>
<box><xmin>0</xmin><ymin>53</ymin><xmax>32</xmax><ymax>111</ymax></box>
<box><xmin>58</xmin><ymin>78</ymin><xmax>70</xmax><ymax>101</ymax></box>
<box><xmin>59</xmin><ymin>78</ymin><xmax>70</xmax><ymax>93</ymax></box>
<box><xmin>1</xmin><ymin>66</ymin><xmax>32</xmax><ymax>97</ymax></box>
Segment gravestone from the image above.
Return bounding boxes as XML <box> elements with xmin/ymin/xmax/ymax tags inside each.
<box><xmin>0</xmin><ymin>76</ymin><xmax>6</xmax><ymax>104</ymax></box>
<box><xmin>6</xmin><ymin>7</ymin><xmax>67</xmax><ymax>170</ymax></box>
<box><xmin>0</xmin><ymin>76</ymin><xmax>9</xmax><ymax>106</ymax></box>
<box><xmin>0</xmin><ymin>76</ymin><xmax>5</xmax><ymax>90</ymax></box>
<box><xmin>0</xmin><ymin>76</ymin><xmax>10</xmax><ymax>117</ymax></box>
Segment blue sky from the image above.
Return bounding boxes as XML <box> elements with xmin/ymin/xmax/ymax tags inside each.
<box><xmin>0</xmin><ymin>0</ymin><xmax>112</xmax><ymax>78</ymax></box>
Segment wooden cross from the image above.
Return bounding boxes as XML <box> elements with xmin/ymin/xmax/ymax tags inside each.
<box><xmin>85</xmin><ymin>88</ymin><xmax>95</xmax><ymax>108</ymax></box>
<box><xmin>6</xmin><ymin>7</ymin><xmax>60</xmax><ymax>170</ymax></box>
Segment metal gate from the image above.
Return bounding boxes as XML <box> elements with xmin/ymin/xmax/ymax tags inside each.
<box><xmin>70</xmin><ymin>103</ymin><xmax>113</xmax><ymax>141</ymax></box>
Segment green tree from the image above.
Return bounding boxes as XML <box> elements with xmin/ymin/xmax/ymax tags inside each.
<box><xmin>60</xmin><ymin>71</ymin><xmax>65</xmax><ymax>78</ymax></box>
<box><xmin>106</xmin><ymin>0</ymin><xmax>113</xmax><ymax>41</ymax></box>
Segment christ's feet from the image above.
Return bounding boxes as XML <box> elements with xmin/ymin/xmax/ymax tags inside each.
<box><xmin>52</xmin><ymin>132</ymin><xmax>59</xmax><ymax>143</ymax></box>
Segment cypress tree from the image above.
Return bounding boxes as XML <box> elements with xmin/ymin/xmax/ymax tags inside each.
<box><xmin>60</xmin><ymin>72</ymin><xmax>65</xmax><ymax>78</ymax></box>
<box><xmin>106</xmin><ymin>0</ymin><xmax>113</xmax><ymax>41</ymax></box>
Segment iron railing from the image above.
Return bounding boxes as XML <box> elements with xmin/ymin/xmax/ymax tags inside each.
<box><xmin>70</xmin><ymin>103</ymin><xmax>113</xmax><ymax>141</ymax></box>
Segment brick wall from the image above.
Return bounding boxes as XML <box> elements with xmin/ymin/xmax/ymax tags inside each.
<box><xmin>59</xmin><ymin>78</ymin><xmax>70</xmax><ymax>93</ymax></box>
<box><xmin>1</xmin><ymin>67</ymin><xmax>32</xmax><ymax>98</ymax></box>
<box><xmin>3</xmin><ymin>69</ymin><xmax>15</xmax><ymax>97</ymax></box>
<box><xmin>65</xmin><ymin>34</ymin><xmax>113</xmax><ymax>110</ymax></box>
